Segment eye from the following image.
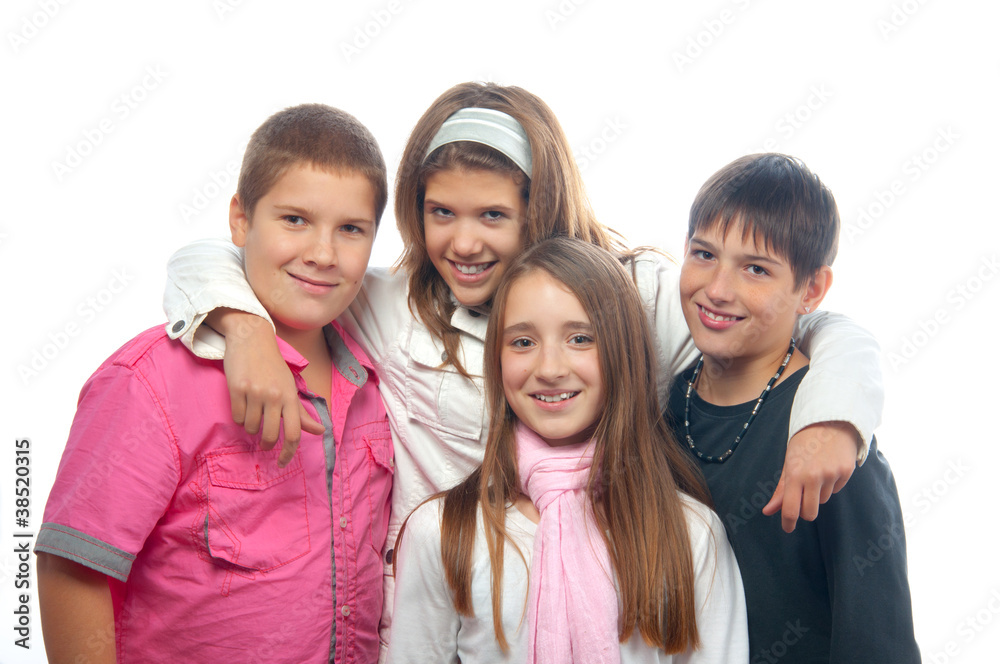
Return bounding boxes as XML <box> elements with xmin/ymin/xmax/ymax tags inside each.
<box><xmin>283</xmin><ymin>215</ymin><xmax>306</xmax><ymax>226</ymax></box>
<box><xmin>747</xmin><ymin>264</ymin><xmax>769</xmax><ymax>276</ymax></box>
<box><xmin>691</xmin><ymin>249</ymin><xmax>713</xmax><ymax>261</ymax></box>
<box><xmin>483</xmin><ymin>210</ymin><xmax>506</xmax><ymax>222</ymax></box>
<box><xmin>428</xmin><ymin>206</ymin><xmax>454</xmax><ymax>219</ymax></box>
<box><xmin>569</xmin><ymin>334</ymin><xmax>594</xmax><ymax>345</ymax></box>
<box><xmin>340</xmin><ymin>223</ymin><xmax>367</xmax><ymax>235</ymax></box>
<box><xmin>510</xmin><ymin>337</ymin><xmax>535</xmax><ymax>349</ymax></box>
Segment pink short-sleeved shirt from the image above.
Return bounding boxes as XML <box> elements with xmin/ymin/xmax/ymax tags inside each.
<box><xmin>37</xmin><ymin>323</ymin><xmax>392</xmax><ymax>663</ymax></box>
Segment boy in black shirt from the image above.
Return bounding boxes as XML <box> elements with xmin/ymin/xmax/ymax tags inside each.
<box><xmin>666</xmin><ymin>153</ymin><xmax>920</xmax><ymax>663</ymax></box>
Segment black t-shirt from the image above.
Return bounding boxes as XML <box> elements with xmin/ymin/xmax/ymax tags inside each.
<box><xmin>666</xmin><ymin>365</ymin><xmax>921</xmax><ymax>663</ymax></box>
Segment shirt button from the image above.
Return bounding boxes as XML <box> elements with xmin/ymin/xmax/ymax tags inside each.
<box><xmin>384</xmin><ymin>548</ymin><xmax>394</xmax><ymax>564</ymax></box>
<box><xmin>340</xmin><ymin>517</ymin><xmax>347</xmax><ymax>528</ymax></box>
<box><xmin>342</xmin><ymin>605</ymin><xmax>351</xmax><ymax>617</ymax></box>
<box><xmin>441</xmin><ymin>351</ymin><xmax>448</xmax><ymax>362</ymax></box>
<box><xmin>171</xmin><ymin>320</ymin><xmax>186</xmax><ymax>334</ymax></box>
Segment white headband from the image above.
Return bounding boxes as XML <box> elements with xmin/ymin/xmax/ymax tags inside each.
<box><xmin>424</xmin><ymin>107</ymin><xmax>533</xmax><ymax>176</ymax></box>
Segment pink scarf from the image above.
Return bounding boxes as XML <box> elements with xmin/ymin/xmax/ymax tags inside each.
<box><xmin>517</xmin><ymin>423</ymin><xmax>621</xmax><ymax>664</ymax></box>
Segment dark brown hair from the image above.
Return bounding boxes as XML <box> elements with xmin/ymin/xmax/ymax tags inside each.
<box><xmin>237</xmin><ymin>103</ymin><xmax>387</xmax><ymax>223</ymax></box>
<box><xmin>689</xmin><ymin>153</ymin><xmax>839</xmax><ymax>287</ymax></box>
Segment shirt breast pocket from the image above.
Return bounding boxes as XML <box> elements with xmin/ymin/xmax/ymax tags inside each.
<box><xmin>202</xmin><ymin>447</ymin><xmax>310</xmax><ymax>571</ymax></box>
<box><xmin>403</xmin><ymin>325</ymin><xmax>484</xmax><ymax>442</ymax></box>
<box><xmin>353</xmin><ymin>418</ymin><xmax>394</xmax><ymax>550</ymax></box>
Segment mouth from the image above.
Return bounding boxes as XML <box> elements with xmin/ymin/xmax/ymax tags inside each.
<box><xmin>289</xmin><ymin>273</ymin><xmax>335</xmax><ymax>292</ymax></box>
<box><xmin>532</xmin><ymin>391</ymin><xmax>579</xmax><ymax>403</ymax></box>
<box><xmin>448</xmin><ymin>260</ymin><xmax>497</xmax><ymax>283</ymax></box>
<box><xmin>698</xmin><ymin>305</ymin><xmax>742</xmax><ymax>322</ymax></box>
<box><xmin>696</xmin><ymin>304</ymin><xmax>744</xmax><ymax>330</ymax></box>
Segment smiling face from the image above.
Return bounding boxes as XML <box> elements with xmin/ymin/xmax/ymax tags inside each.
<box><xmin>680</xmin><ymin>219</ymin><xmax>825</xmax><ymax>370</ymax></box>
<box><xmin>230</xmin><ymin>162</ymin><xmax>376</xmax><ymax>349</ymax></box>
<box><xmin>500</xmin><ymin>270</ymin><xmax>604</xmax><ymax>447</ymax></box>
<box><xmin>423</xmin><ymin>168</ymin><xmax>526</xmax><ymax>308</ymax></box>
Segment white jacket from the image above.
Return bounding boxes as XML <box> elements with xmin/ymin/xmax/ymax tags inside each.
<box><xmin>164</xmin><ymin>239</ymin><xmax>883</xmax><ymax>650</ymax></box>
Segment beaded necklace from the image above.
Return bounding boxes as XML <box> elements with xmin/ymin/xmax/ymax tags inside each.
<box><xmin>684</xmin><ymin>338</ymin><xmax>796</xmax><ymax>464</ymax></box>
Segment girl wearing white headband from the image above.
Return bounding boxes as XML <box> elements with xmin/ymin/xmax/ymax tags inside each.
<box><xmin>163</xmin><ymin>82</ymin><xmax>883</xmax><ymax>655</ymax></box>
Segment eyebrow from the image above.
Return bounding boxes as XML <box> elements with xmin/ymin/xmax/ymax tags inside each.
<box><xmin>689</xmin><ymin>236</ymin><xmax>783</xmax><ymax>266</ymax></box>
<box><xmin>501</xmin><ymin>320</ymin><xmax>593</xmax><ymax>336</ymax></box>
<box><xmin>423</xmin><ymin>198</ymin><xmax>519</xmax><ymax>215</ymax></box>
<box><xmin>272</xmin><ymin>203</ymin><xmax>375</xmax><ymax>226</ymax></box>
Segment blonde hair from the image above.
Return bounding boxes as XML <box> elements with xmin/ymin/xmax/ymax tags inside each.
<box><xmin>406</xmin><ymin>238</ymin><xmax>713</xmax><ymax>653</ymax></box>
<box><xmin>394</xmin><ymin>82</ymin><xmax>624</xmax><ymax>376</ymax></box>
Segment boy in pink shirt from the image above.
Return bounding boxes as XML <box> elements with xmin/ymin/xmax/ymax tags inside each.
<box><xmin>36</xmin><ymin>104</ymin><xmax>392</xmax><ymax>663</ymax></box>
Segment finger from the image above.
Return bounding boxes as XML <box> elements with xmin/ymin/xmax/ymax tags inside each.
<box><xmin>230</xmin><ymin>385</ymin><xmax>248</xmax><ymax>427</ymax></box>
<box><xmin>242</xmin><ymin>392</ymin><xmax>263</xmax><ymax>436</ymax></box>
<box><xmin>780</xmin><ymin>481</ymin><xmax>803</xmax><ymax>533</ymax></box>
<box><xmin>300</xmin><ymin>405</ymin><xmax>325</xmax><ymax>435</ymax></box>
<box><xmin>259</xmin><ymin>399</ymin><xmax>283</xmax><ymax>448</ymax></box>
<box><xmin>818</xmin><ymin>481</ymin><xmax>835</xmax><ymax>504</ymax></box>
<box><xmin>277</xmin><ymin>428</ymin><xmax>300</xmax><ymax>468</ymax></box>
<box><xmin>761</xmin><ymin>475</ymin><xmax>786</xmax><ymax>516</ymax></box>
<box><xmin>799</xmin><ymin>484</ymin><xmax>820</xmax><ymax>523</ymax></box>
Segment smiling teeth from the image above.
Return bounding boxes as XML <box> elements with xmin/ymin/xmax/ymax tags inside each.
<box><xmin>456</xmin><ymin>263</ymin><xmax>489</xmax><ymax>275</ymax></box>
<box><xmin>701</xmin><ymin>306</ymin><xmax>739</xmax><ymax>322</ymax></box>
<box><xmin>533</xmin><ymin>392</ymin><xmax>577</xmax><ymax>403</ymax></box>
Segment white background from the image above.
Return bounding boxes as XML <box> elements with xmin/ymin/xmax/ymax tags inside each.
<box><xmin>2</xmin><ymin>0</ymin><xmax>998</xmax><ymax>661</ymax></box>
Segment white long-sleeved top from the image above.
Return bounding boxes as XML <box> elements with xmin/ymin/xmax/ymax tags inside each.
<box><xmin>164</xmin><ymin>239</ymin><xmax>883</xmax><ymax>649</ymax></box>
<box><xmin>386</xmin><ymin>494</ymin><xmax>749</xmax><ymax>663</ymax></box>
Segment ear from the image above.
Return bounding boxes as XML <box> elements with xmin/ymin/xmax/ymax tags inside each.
<box><xmin>799</xmin><ymin>266</ymin><xmax>833</xmax><ymax>314</ymax></box>
<box><xmin>229</xmin><ymin>195</ymin><xmax>250</xmax><ymax>247</ymax></box>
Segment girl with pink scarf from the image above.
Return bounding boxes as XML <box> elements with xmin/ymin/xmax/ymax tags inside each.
<box><xmin>387</xmin><ymin>237</ymin><xmax>748</xmax><ymax>663</ymax></box>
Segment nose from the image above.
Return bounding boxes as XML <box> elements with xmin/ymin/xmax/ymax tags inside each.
<box><xmin>303</xmin><ymin>231</ymin><xmax>337</xmax><ymax>268</ymax></box>
<box><xmin>704</xmin><ymin>265</ymin><xmax>734</xmax><ymax>302</ymax></box>
<box><xmin>536</xmin><ymin>343</ymin><xmax>569</xmax><ymax>382</ymax></box>
<box><xmin>451</xmin><ymin>219</ymin><xmax>484</xmax><ymax>257</ymax></box>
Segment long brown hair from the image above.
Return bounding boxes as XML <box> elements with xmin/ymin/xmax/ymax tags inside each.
<box><xmin>394</xmin><ymin>82</ymin><xmax>624</xmax><ymax>377</ymax></box>
<box><xmin>434</xmin><ymin>237</ymin><xmax>713</xmax><ymax>653</ymax></box>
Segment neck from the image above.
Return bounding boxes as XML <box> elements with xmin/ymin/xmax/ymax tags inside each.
<box><xmin>697</xmin><ymin>342</ymin><xmax>806</xmax><ymax>406</ymax></box>
<box><xmin>275</xmin><ymin>324</ymin><xmax>333</xmax><ymax>403</ymax></box>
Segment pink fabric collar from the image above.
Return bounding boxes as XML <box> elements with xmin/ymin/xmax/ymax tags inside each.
<box><xmin>517</xmin><ymin>423</ymin><xmax>621</xmax><ymax>664</ymax></box>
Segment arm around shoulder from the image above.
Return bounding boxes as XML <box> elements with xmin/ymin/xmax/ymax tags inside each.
<box><xmin>164</xmin><ymin>238</ymin><xmax>271</xmax><ymax>359</ymax></box>
<box><xmin>792</xmin><ymin>310</ymin><xmax>884</xmax><ymax>459</ymax></box>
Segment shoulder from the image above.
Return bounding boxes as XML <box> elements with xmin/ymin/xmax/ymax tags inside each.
<box><xmin>679</xmin><ymin>493</ymin><xmax>728</xmax><ymax>554</ymax></box>
<box><xmin>398</xmin><ymin>497</ymin><xmax>446</xmax><ymax>554</ymax></box>
<box><xmin>89</xmin><ymin>325</ymin><xmax>205</xmax><ymax>387</ymax></box>
<box><xmin>359</xmin><ymin>265</ymin><xmax>410</xmax><ymax>301</ymax></box>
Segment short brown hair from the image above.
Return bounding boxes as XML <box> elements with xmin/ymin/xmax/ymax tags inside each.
<box><xmin>237</xmin><ymin>103</ymin><xmax>387</xmax><ymax>224</ymax></box>
<box><xmin>689</xmin><ymin>153</ymin><xmax>839</xmax><ymax>288</ymax></box>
